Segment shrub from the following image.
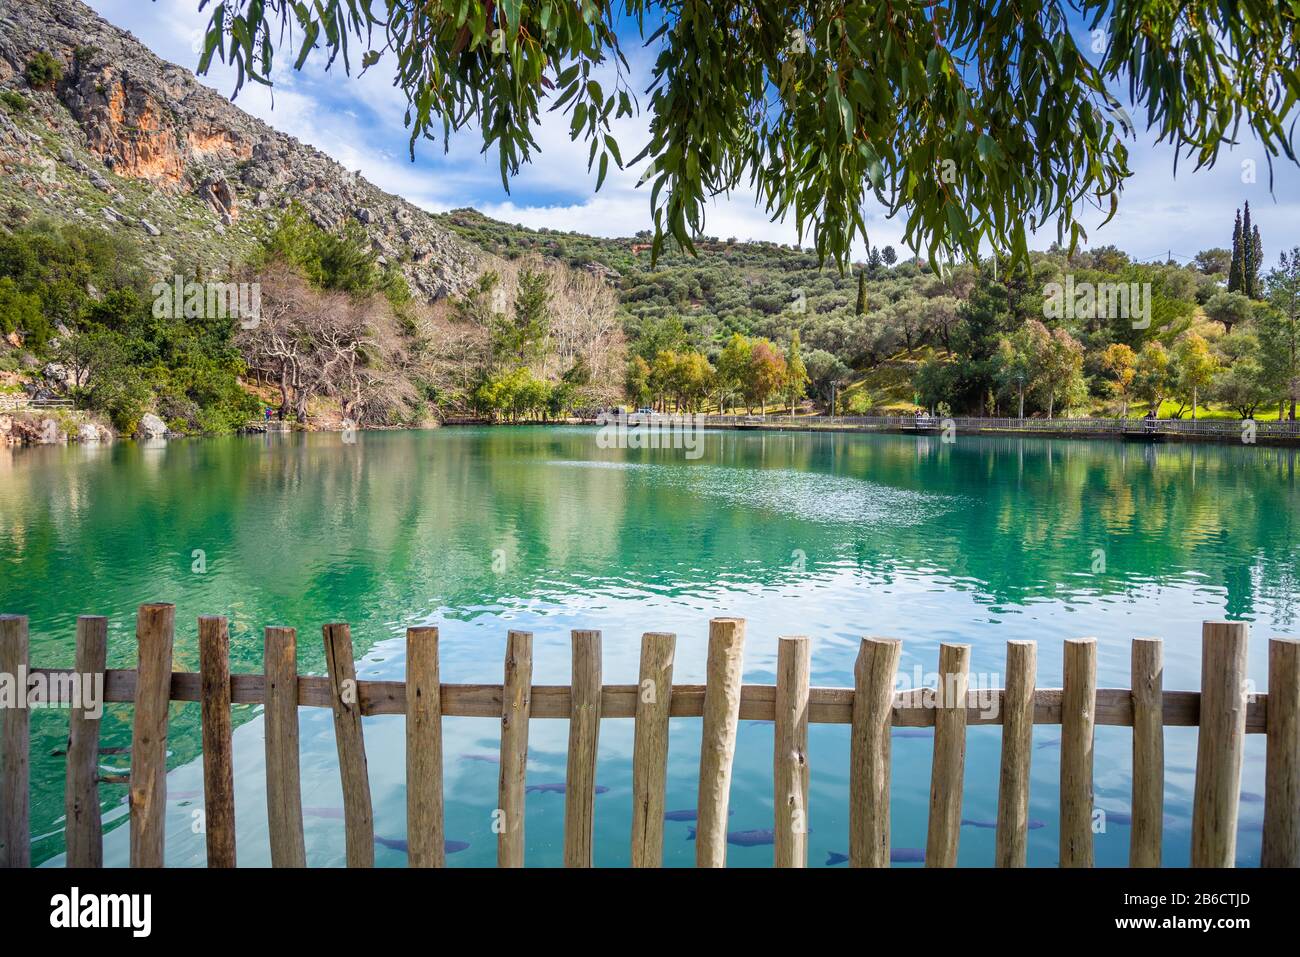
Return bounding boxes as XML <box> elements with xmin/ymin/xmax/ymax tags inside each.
<box><xmin>0</xmin><ymin>89</ymin><xmax>29</xmax><ymax>113</ymax></box>
<box><xmin>24</xmin><ymin>52</ymin><xmax>64</xmax><ymax>89</ymax></box>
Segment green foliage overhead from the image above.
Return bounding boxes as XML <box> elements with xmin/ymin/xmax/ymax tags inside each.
<box><xmin>200</xmin><ymin>1</ymin><xmax>1299</xmax><ymax>267</ymax></box>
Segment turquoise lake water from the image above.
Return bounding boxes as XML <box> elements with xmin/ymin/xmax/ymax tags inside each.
<box><xmin>0</xmin><ymin>426</ymin><xmax>1296</xmax><ymax>866</ymax></box>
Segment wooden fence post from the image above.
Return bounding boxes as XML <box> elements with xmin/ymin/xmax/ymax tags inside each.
<box><xmin>995</xmin><ymin>640</ymin><xmax>1036</xmax><ymax>867</ymax></box>
<box><xmin>0</xmin><ymin>615</ymin><xmax>29</xmax><ymax>868</ymax></box>
<box><xmin>497</xmin><ymin>630</ymin><xmax>533</xmax><ymax>867</ymax></box>
<box><xmin>631</xmin><ymin>632</ymin><xmax>675</xmax><ymax>867</ymax></box>
<box><xmin>264</xmin><ymin>626</ymin><xmax>306</xmax><ymax>867</ymax></box>
<box><xmin>696</xmin><ymin>617</ymin><xmax>746</xmax><ymax>868</ymax></box>
<box><xmin>926</xmin><ymin>643</ymin><xmax>970</xmax><ymax>867</ymax></box>
<box><xmin>1130</xmin><ymin>637</ymin><xmax>1164</xmax><ymax>868</ymax></box>
<box><xmin>65</xmin><ymin>616</ymin><xmax>108</xmax><ymax>868</ymax></box>
<box><xmin>406</xmin><ymin>626</ymin><xmax>444</xmax><ymax>868</ymax></box>
<box><xmin>1262</xmin><ymin>637</ymin><xmax>1299</xmax><ymax>867</ymax></box>
<box><xmin>130</xmin><ymin>603</ymin><xmax>174</xmax><ymax>868</ymax></box>
<box><xmin>850</xmin><ymin>637</ymin><xmax>901</xmax><ymax>867</ymax></box>
<box><xmin>1060</xmin><ymin>638</ymin><xmax>1097</xmax><ymax>867</ymax></box>
<box><xmin>564</xmin><ymin>630</ymin><xmax>601</xmax><ymax>867</ymax></box>
<box><xmin>198</xmin><ymin>616</ymin><xmax>236</xmax><ymax>868</ymax></box>
<box><xmin>323</xmin><ymin>623</ymin><xmax>373</xmax><ymax>867</ymax></box>
<box><xmin>1192</xmin><ymin>621</ymin><xmax>1249</xmax><ymax>867</ymax></box>
<box><xmin>774</xmin><ymin>636</ymin><xmax>811</xmax><ymax>867</ymax></box>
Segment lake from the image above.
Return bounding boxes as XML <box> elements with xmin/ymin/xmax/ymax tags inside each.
<box><xmin>1</xmin><ymin>426</ymin><xmax>1296</xmax><ymax>866</ymax></box>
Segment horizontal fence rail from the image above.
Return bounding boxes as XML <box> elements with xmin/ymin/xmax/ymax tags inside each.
<box><xmin>0</xmin><ymin>608</ymin><xmax>1297</xmax><ymax>869</ymax></box>
<box><xmin>691</xmin><ymin>414</ymin><xmax>1300</xmax><ymax>436</ymax></box>
<box><xmin>0</xmin><ymin>395</ymin><xmax>74</xmax><ymax>413</ymax></box>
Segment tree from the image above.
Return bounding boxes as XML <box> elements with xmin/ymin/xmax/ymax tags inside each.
<box><xmin>1133</xmin><ymin>341</ymin><xmax>1173</xmax><ymax>414</ymax></box>
<box><xmin>1228</xmin><ymin>210</ymin><xmax>1244</xmax><ymax>293</ymax></box>
<box><xmin>715</xmin><ymin>333</ymin><xmax>752</xmax><ymax>413</ymax></box>
<box><xmin>54</xmin><ymin>326</ymin><xmax>123</xmax><ymax>391</ymax></box>
<box><xmin>649</xmin><ymin>350</ymin><xmax>679</xmax><ymax>411</ymax></box>
<box><xmin>1259</xmin><ymin>247</ymin><xmax>1300</xmax><ymax>420</ymax></box>
<box><xmin>867</xmin><ymin>246</ymin><xmax>884</xmax><ymax>273</ymax></box>
<box><xmin>1212</xmin><ymin>329</ymin><xmax>1270</xmax><ymax>418</ymax></box>
<box><xmin>924</xmin><ymin>294</ymin><xmax>964</xmax><ymax>354</ymax></box>
<box><xmin>259</xmin><ymin>203</ymin><xmax>394</xmax><ymax>298</ymax></box>
<box><xmin>0</xmin><ymin>277</ymin><xmax>48</xmax><ymax>349</ymax></box>
<box><xmin>889</xmin><ymin>296</ymin><xmax>931</xmax><ymax>353</ymax></box>
<box><xmin>1171</xmin><ymin>332</ymin><xmax>1217</xmax><ymax>420</ymax></box>
<box><xmin>784</xmin><ymin>330</ymin><xmax>809</xmax><ymax>411</ymax></box>
<box><xmin>204</xmin><ymin>2</ymin><xmax>1300</xmax><ymax>267</ymax></box>
<box><xmin>631</xmin><ymin>313</ymin><xmax>689</xmax><ymax>363</ymax></box>
<box><xmin>1100</xmin><ymin>342</ymin><xmax>1138</xmax><ymax>418</ymax></box>
<box><xmin>1193</xmin><ymin>248</ymin><xmax>1231</xmax><ymax>276</ymax></box>
<box><xmin>994</xmin><ymin>321</ymin><xmax>1049</xmax><ymax>418</ymax></box>
<box><xmin>1036</xmin><ymin>327</ymin><xmax>1085</xmax><ymax>419</ymax></box>
<box><xmin>1242</xmin><ymin>202</ymin><xmax>1260</xmax><ymax>298</ymax></box>
<box><xmin>881</xmin><ymin>246</ymin><xmax>897</xmax><ymax>266</ymax></box>
<box><xmin>803</xmin><ymin>349</ymin><xmax>850</xmax><ymax>406</ymax></box>
<box><xmin>1202</xmin><ymin>290</ymin><xmax>1253</xmax><ymax>334</ymax></box>
<box><xmin>491</xmin><ymin>268</ymin><xmax>550</xmax><ymax>366</ymax></box>
<box><xmin>675</xmin><ymin>351</ymin><xmax>715</xmax><ymax>412</ymax></box>
<box><xmin>625</xmin><ymin>355</ymin><xmax>652</xmax><ymax>408</ymax></box>
<box><xmin>744</xmin><ymin>339</ymin><xmax>787</xmax><ymax>414</ymax></box>
<box><xmin>1252</xmin><ymin>226</ymin><xmax>1264</xmax><ymax>296</ymax></box>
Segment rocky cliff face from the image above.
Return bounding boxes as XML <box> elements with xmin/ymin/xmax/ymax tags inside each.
<box><xmin>0</xmin><ymin>0</ymin><xmax>479</xmax><ymax>301</ymax></box>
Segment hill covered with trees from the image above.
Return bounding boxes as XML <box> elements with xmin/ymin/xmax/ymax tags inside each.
<box><xmin>439</xmin><ymin>208</ymin><xmax>1300</xmax><ymax>422</ymax></box>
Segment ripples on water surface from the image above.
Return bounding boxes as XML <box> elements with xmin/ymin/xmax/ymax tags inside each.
<box><xmin>0</xmin><ymin>427</ymin><xmax>1295</xmax><ymax>866</ymax></box>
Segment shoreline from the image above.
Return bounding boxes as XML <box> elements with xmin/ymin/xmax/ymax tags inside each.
<box><xmin>7</xmin><ymin>415</ymin><xmax>1300</xmax><ymax>449</ymax></box>
<box><xmin>437</xmin><ymin>416</ymin><xmax>1300</xmax><ymax>448</ymax></box>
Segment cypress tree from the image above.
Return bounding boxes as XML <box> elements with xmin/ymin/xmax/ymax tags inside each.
<box><xmin>856</xmin><ymin>266</ymin><xmax>868</xmax><ymax>316</ymax></box>
<box><xmin>1228</xmin><ymin>209</ymin><xmax>1244</xmax><ymax>293</ymax></box>
<box><xmin>1242</xmin><ymin>201</ymin><xmax>1256</xmax><ymax>297</ymax></box>
<box><xmin>1252</xmin><ymin>225</ymin><xmax>1264</xmax><ymax>297</ymax></box>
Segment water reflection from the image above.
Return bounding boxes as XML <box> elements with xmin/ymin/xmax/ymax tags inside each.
<box><xmin>1</xmin><ymin>427</ymin><xmax>1295</xmax><ymax>865</ymax></box>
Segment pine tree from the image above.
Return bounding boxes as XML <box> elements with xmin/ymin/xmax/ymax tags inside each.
<box><xmin>1242</xmin><ymin>202</ymin><xmax>1256</xmax><ymax>298</ymax></box>
<box><xmin>867</xmin><ymin>245</ymin><xmax>884</xmax><ymax>271</ymax></box>
<box><xmin>855</xmin><ymin>267</ymin><xmax>868</xmax><ymax>316</ymax></box>
<box><xmin>1228</xmin><ymin>209</ymin><xmax>1244</xmax><ymax>293</ymax></box>
<box><xmin>881</xmin><ymin>245</ymin><xmax>897</xmax><ymax>266</ymax></box>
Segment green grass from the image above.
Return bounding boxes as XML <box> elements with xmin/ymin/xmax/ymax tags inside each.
<box><xmin>1126</xmin><ymin>399</ymin><xmax>1284</xmax><ymax>421</ymax></box>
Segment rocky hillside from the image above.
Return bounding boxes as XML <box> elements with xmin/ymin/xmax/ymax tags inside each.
<box><xmin>0</xmin><ymin>0</ymin><xmax>479</xmax><ymax>302</ymax></box>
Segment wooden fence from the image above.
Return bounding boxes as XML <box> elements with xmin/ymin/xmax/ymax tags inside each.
<box><xmin>0</xmin><ymin>395</ymin><xmax>74</xmax><ymax>413</ymax></box>
<box><xmin>0</xmin><ymin>608</ymin><xmax>1296</xmax><ymax>868</ymax></box>
<box><xmin>695</xmin><ymin>413</ymin><xmax>1300</xmax><ymax>436</ymax></box>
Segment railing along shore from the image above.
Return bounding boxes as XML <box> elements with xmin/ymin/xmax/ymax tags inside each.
<box><xmin>693</xmin><ymin>413</ymin><xmax>1300</xmax><ymax>437</ymax></box>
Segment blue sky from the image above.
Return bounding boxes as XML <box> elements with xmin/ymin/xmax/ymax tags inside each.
<box><xmin>88</xmin><ymin>0</ymin><xmax>1299</xmax><ymax>265</ymax></box>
